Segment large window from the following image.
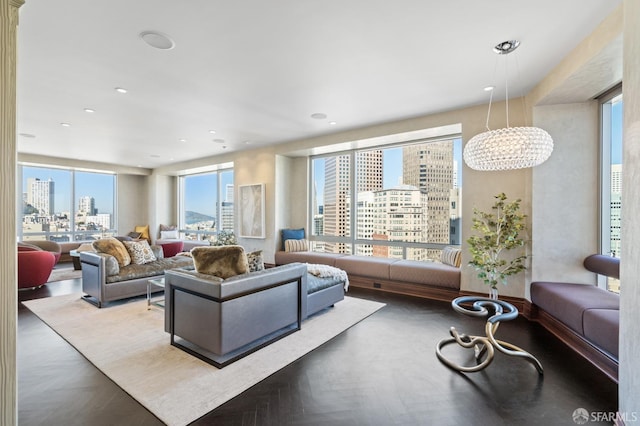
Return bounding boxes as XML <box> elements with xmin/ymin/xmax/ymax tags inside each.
<box><xmin>600</xmin><ymin>88</ymin><xmax>623</xmax><ymax>293</ymax></box>
<box><xmin>179</xmin><ymin>168</ymin><xmax>234</xmax><ymax>243</ymax></box>
<box><xmin>310</xmin><ymin>137</ymin><xmax>462</xmax><ymax>262</ymax></box>
<box><xmin>19</xmin><ymin>165</ymin><xmax>116</xmax><ymax>242</ymax></box>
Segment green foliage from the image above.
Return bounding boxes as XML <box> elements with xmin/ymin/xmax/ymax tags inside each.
<box><xmin>467</xmin><ymin>193</ymin><xmax>528</xmax><ymax>289</ymax></box>
<box><xmin>212</xmin><ymin>230</ymin><xmax>237</xmax><ymax>246</ymax></box>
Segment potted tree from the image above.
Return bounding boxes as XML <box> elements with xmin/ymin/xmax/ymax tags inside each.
<box><xmin>467</xmin><ymin>193</ymin><xmax>528</xmax><ymax>300</ymax></box>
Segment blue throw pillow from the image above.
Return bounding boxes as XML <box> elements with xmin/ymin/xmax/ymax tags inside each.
<box><xmin>281</xmin><ymin>228</ymin><xmax>305</xmax><ymax>250</ymax></box>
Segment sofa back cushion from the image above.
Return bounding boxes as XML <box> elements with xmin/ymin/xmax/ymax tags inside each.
<box><xmin>93</xmin><ymin>237</ymin><xmax>131</xmax><ymax>267</ymax></box>
<box><xmin>191</xmin><ymin>245</ymin><xmax>249</xmax><ymax>279</ymax></box>
<box><xmin>124</xmin><ymin>240</ymin><xmax>158</xmax><ymax>265</ymax></box>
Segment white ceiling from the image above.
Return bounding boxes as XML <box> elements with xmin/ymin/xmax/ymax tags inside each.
<box><xmin>16</xmin><ymin>0</ymin><xmax>620</xmax><ymax>169</ymax></box>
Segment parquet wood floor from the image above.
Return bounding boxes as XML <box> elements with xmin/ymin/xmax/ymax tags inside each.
<box><xmin>18</xmin><ymin>278</ymin><xmax>616</xmax><ymax>425</ymax></box>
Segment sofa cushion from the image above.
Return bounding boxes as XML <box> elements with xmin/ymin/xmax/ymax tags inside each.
<box><xmin>135</xmin><ymin>225</ymin><xmax>151</xmax><ymax>242</ymax></box>
<box><xmin>281</xmin><ymin>228</ymin><xmax>305</xmax><ymax>250</ymax></box>
<box><xmin>390</xmin><ymin>260</ymin><xmax>461</xmax><ymax>289</ymax></box>
<box><xmin>583</xmin><ymin>308</ymin><xmax>619</xmax><ymax>358</ymax></box>
<box><xmin>192</xmin><ymin>245</ymin><xmax>249</xmax><ymax>279</ymax></box>
<box><xmin>285</xmin><ymin>239</ymin><xmax>309</xmax><ymax>252</ymax></box>
<box><xmin>530</xmin><ymin>282</ymin><xmax>620</xmax><ymax>335</ymax></box>
<box><xmin>158</xmin><ymin>241</ymin><xmax>184</xmax><ymax>258</ymax></box>
<box><xmin>440</xmin><ymin>246</ymin><xmax>462</xmax><ymax>267</ymax></box>
<box><xmin>124</xmin><ymin>240</ymin><xmax>157</xmax><ymax>265</ymax></box>
<box><xmin>93</xmin><ymin>237</ymin><xmax>131</xmax><ymax>267</ymax></box>
<box><xmin>334</xmin><ymin>256</ymin><xmax>399</xmax><ymax>280</ymax></box>
<box><xmin>105</xmin><ymin>256</ymin><xmax>194</xmax><ymax>283</ymax></box>
<box><xmin>247</xmin><ymin>250</ymin><xmax>265</xmax><ymax>272</ymax></box>
<box><xmin>275</xmin><ymin>251</ymin><xmax>345</xmax><ymax>267</ymax></box>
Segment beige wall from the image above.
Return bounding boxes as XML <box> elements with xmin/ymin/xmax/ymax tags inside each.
<box><xmin>620</xmin><ymin>0</ymin><xmax>640</xmax><ymax>417</ymax></box>
<box><xmin>531</xmin><ymin>102</ymin><xmax>600</xmax><ymax>293</ymax></box>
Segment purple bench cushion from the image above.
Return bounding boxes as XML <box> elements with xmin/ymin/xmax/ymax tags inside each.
<box><xmin>334</xmin><ymin>256</ymin><xmax>400</xmax><ymax>280</ymax></box>
<box><xmin>275</xmin><ymin>251</ymin><xmax>345</xmax><ymax>267</ymax></box>
<box><xmin>530</xmin><ymin>282</ymin><xmax>619</xmax><ymax>335</ymax></box>
<box><xmin>583</xmin><ymin>254</ymin><xmax>620</xmax><ymax>279</ymax></box>
<box><xmin>389</xmin><ymin>260</ymin><xmax>460</xmax><ymax>290</ymax></box>
<box><xmin>583</xmin><ymin>308</ymin><xmax>619</xmax><ymax>358</ymax></box>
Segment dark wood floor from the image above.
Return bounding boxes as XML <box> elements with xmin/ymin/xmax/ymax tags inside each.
<box><xmin>18</xmin><ymin>273</ymin><xmax>617</xmax><ymax>425</ymax></box>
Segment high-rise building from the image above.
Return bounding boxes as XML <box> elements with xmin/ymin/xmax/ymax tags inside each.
<box><xmin>403</xmin><ymin>141</ymin><xmax>455</xmax><ymax>247</ymax></box>
<box><xmin>372</xmin><ymin>185</ymin><xmax>428</xmax><ymax>260</ymax></box>
<box><xmin>27</xmin><ymin>177</ymin><xmax>54</xmax><ymax>216</ymax></box>
<box><xmin>78</xmin><ymin>196</ymin><xmax>97</xmax><ymax>215</ymax></box>
<box><xmin>610</xmin><ymin>164</ymin><xmax>622</xmax><ymax>258</ymax></box>
<box><xmin>323</xmin><ymin>151</ymin><xmax>383</xmax><ymax>253</ymax></box>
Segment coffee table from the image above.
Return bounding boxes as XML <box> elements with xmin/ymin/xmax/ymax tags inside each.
<box><xmin>147</xmin><ymin>278</ymin><xmax>165</xmax><ymax>309</ymax></box>
<box><xmin>436</xmin><ymin>296</ymin><xmax>543</xmax><ymax>374</ymax></box>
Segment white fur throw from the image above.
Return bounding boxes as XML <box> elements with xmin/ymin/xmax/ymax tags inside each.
<box><xmin>306</xmin><ymin>263</ymin><xmax>349</xmax><ymax>291</ymax></box>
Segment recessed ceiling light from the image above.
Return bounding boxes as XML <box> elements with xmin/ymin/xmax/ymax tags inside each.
<box><xmin>115</xmin><ymin>87</ymin><xmax>128</xmax><ymax>94</ymax></box>
<box><xmin>60</xmin><ymin>122</ymin><xmax>71</xmax><ymax>127</ymax></box>
<box><xmin>179</xmin><ymin>138</ymin><xmax>187</xmax><ymax>143</ymax></box>
<box><xmin>311</xmin><ymin>113</ymin><xmax>327</xmax><ymax>120</ymax></box>
<box><xmin>208</xmin><ymin>130</ymin><xmax>216</xmax><ymax>134</ymax></box>
<box><xmin>222</xmin><ymin>145</ymin><xmax>227</xmax><ymax>149</ymax></box>
<box><xmin>19</xmin><ymin>133</ymin><xmax>36</xmax><ymax>138</ymax></box>
<box><xmin>84</xmin><ymin>108</ymin><xmax>95</xmax><ymax>113</ymax></box>
<box><xmin>329</xmin><ymin>121</ymin><xmax>337</xmax><ymax>125</ymax></box>
<box><xmin>244</xmin><ymin>141</ymin><xmax>251</xmax><ymax>145</ymax></box>
<box><xmin>140</xmin><ymin>31</ymin><xmax>175</xmax><ymax>50</ymax></box>
<box><xmin>484</xmin><ymin>86</ymin><xmax>495</xmax><ymax>92</ymax></box>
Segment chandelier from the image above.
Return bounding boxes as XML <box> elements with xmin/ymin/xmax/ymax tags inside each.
<box><xmin>463</xmin><ymin>40</ymin><xmax>554</xmax><ymax>171</ymax></box>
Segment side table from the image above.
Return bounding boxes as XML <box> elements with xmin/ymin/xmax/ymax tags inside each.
<box><xmin>436</xmin><ymin>296</ymin><xmax>543</xmax><ymax>374</ymax></box>
<box><xmin>69</xmin><ymin>250</ymin><xmax>82</xmax><ymax>270</ymax></box>
<box><xmin>147</xmin><ymin>278</ymin><xmax>165</xmax><ymax>310</ymax></box>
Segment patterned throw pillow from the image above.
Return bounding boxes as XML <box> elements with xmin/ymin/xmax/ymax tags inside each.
<box><xmin>247</xmin><ymin>250</ymin><xmax>265</xmax><ymax>272</ymax></box>
<box><xmin>284</xmin><ymin>239</ymin><xmax>309</xmax><ymax>252</ymax></box>
<box><xmin>124</xmin><ymin>240</ymin><xmax>157</xmax><ymax>265</ymax></box>
<box><xmin>441</xmin><ymin>246</ymin><xmax>462</xmax><ymax>267</ymax></box>
<box><xmin>93</xmin><ymin>237</ymin><xmax>131</xmax><ymax>267</ymax></box>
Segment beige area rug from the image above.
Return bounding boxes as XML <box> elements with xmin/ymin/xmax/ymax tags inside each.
<box><xmin>47</xmin><ymin>266</ymin><xmax>82</xmax><ymax>282</ymax></box>
<box><xmin>23</xmin><ymin>294</ymin><xmax>385</xmax><ymax>425</ymax></box>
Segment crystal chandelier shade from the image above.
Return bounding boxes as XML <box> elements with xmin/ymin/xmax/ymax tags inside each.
<box><xmin>463</xmin><ymin>40</ymin><xmax>554</xmax><ymax>171</ymax></box>
<box><xmin>463</xmin><ymin>126</ymin><xmax>553</xmax><ymax>171</ymax></box>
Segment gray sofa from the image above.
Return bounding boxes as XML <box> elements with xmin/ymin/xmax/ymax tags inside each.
<box><xmin>80</xmin><ymin>247</ymin><xmax>194</xmax><ymax>307</ymax></box>
<box><xmin>275</xmin><ymin>251</ymin><xmax>461</xmax><ymax>301</ymax></box>
<box><xmin>530</xmin><ymin>254</ymin><xmax>620</xmax><ymax>382</ymax></box>
<box><xmin>163</xmin><ymin>262</ymin><xmax>345</xmax><ymax>366</ymax></box>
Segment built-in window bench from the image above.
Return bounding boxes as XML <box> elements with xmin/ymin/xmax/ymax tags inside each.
<box><xmin>529</xmin><ymin>254</ymin><xmax>620</xmax><ymax>382</ymax></box>
<box><xmin>275</xmin><ymin>251</ymin><xmax>461</xmax><ymax>302</ymax></box>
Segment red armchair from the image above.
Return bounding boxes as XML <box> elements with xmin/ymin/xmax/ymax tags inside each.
<box><xmin>18</xmin><ymin>249</ymin><xmax>56</xmax><ymax>289</ymax></box>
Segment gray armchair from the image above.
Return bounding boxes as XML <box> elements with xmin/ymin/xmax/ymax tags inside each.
<box><xmin>164</xmin><ymin>263</ymin><xmax>308</xmax><ymax>367</ymax></box>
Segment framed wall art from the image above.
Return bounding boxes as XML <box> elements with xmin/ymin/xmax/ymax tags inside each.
<box><xmin>239</xmin><ymin>183</ymin><xmax>265</xmax><ymax>238</ymax></box>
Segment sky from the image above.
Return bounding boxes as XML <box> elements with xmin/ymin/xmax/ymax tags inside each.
<box><xmin>611</xmin><ymin>100</ymin><xmax>623</xmax><ymax>164</ymax></box>
<box><xmin>183</xmin><ymin>170</ymin><xmax>234</xmax><ymax>216</ymax></box>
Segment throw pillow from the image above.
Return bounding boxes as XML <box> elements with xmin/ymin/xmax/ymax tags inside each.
<box><xmin>247</xmin><ymin>250</ymin><xmax>265</xmax><ymax>272</ymax></box>
<box><xmin>123</xmin><ymin>240</ymin><xmax>157</xmax><ymax>265</ymax></box>
<box><xmin>285</xmin><ymin>238</ymin><xmax>309</xmax><ymax>252</ymax></box>
<box><xmin>127</xmin><ymin>231</ymin><xmax>142</xmax><ymax>239</ymax></box>
<box><xmin>159</xmin><ymin>224</ymin><xmax>177</xmax><ymax>232</ymax></box>
<box><xmin>191</xmin><ymin>245</ymin><xmax>249</xmax><ymax>279</ymax></box>
<box><xmin>134</xmin><ymin>225</ymin><xmax>150</xmax><ymax>242</ymax></box>
<box><xmin>93</xmin><ymin>237</ymin><xmax>131</xmax><ymax>267</ymax></box>
<box><xmin>160</xmin><ymin>229</ymin><xmax>179</xmax><ymax>240</ymax></box>
<box><xmin>280</xmin><ymin>228</ymin><xmax>305</xmax><ymax>250</ymax></box>
<box><xmin>441</xmin><ymin>246</ymin><xmax>462</xmax><ymax>267</ymax></box>
<box><xmin>159</xmin><ymin>241</ymin><xmax>184</xmax><ymax>258</ymax></box>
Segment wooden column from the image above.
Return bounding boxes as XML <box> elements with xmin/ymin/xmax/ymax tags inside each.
<box><xmin>0</xmin><ymin>0</ymin><xmax>24</xmax><ymax>424</ymax></box>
